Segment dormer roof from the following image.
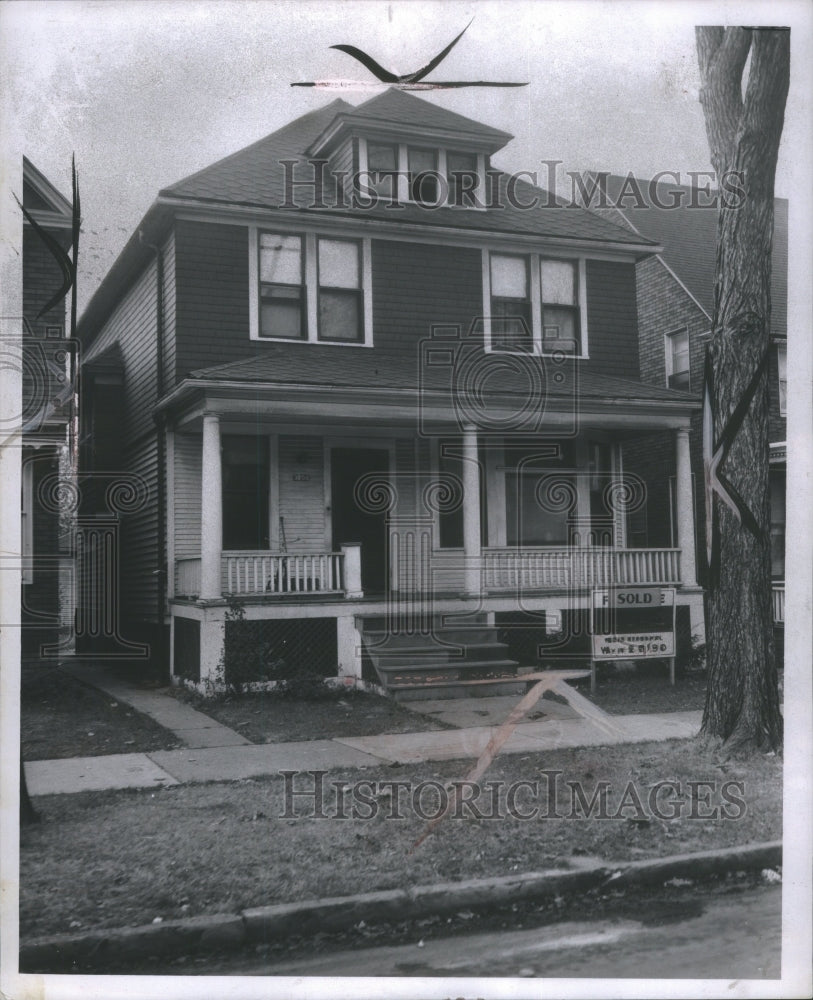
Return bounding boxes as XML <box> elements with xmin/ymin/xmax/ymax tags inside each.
<box><xmin>22</xmin><ymin>157</ymin><xmax>73</xmax><ymax>229</ymax></box>
<box><xmin>306</xmin><ymin>87</ymin><xmax>513</xmax><ymax>156</ymax></box>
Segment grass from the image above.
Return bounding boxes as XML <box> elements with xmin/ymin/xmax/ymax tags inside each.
<box><xmin>169</xmin><ymin>685</ymin><xmax>456</xmax><ymax>743</ymax></box>
<box><xmin>571</xmin><ymin>661</ymin><xmax>708</xmax><ymax>715</ymax></box>
<box><xmin>20</xmin><ymin>737</ymin><xmax>781</xmax><ymax>939</ymax></box>
<box><xmin>21</xmin><ymin>664</ymin><xmax>179</xmax><ymax>761</ymax></box>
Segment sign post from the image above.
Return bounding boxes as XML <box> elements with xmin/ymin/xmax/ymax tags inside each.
<box><xmin>589</xmin><ymin>587</ymin><xmax>677</xmax><ymax>693</ymax></box>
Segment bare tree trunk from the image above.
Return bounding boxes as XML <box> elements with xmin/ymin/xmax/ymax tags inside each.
<box><xmin>696</xmin><ymin>27</ymin><xmax>788</xmax><ymax>754</ymax></box>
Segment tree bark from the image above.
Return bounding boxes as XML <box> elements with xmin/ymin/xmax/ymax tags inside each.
<box><xmin>696</xmin><ymin>27</ymin><xmax>788</xmax><ymax>754</ymax></box>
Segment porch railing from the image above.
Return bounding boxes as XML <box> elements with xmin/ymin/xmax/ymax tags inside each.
<box><xmin>482</xmin><ymin>547</ymin><xmax>682</xmax><ymax>591</ymax></box>
<box><xmin>772</xmin><ymin>583</ymin><xmax>785</xmax><ymax>625</ymax></box>
<box><xmin>223</xmin><ymin>551</ymin><xmax>345</xmax><ymax>597</ymax></box>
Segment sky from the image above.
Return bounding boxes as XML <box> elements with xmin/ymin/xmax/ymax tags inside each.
<box><xmin>1</xmin><ymin>0</ymin><xmax>809</xmax><ymax>312</ymax></box>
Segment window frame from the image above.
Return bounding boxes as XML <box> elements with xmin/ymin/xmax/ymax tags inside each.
<box><xmin>316</xmin><ymin>237</ymin><xmax>364</xmax><ymax>344</ymax></box>
<box><xmin>482</xmin><ymin>250</ymin><xmax>589</xmax><ymax>357</ymax></box>
<box><xmin>356</xmin><ymin>137</ymin><xmax>486</xmax><ymax>209</ymax></box>
<box><xmin>664</xmin><ymin>327</ymin><xmax>691</xmax><ymax>391</ymax></box>
<box><xmin>249</xmin><ymin>228</ymin><xmax>373</xmax><ymax>347</ymax></box>
<box><xmin>777</xmin><ymin>342</ymin><xmax>787</xmax><ymax>416</ymax></box>
<box><xmin>257</xmin><ymin>232</ymin><xmax>306</xmax><ymax>341</ymax></box>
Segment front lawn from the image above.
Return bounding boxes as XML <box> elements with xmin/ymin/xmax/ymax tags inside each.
<box><xmin>21</xmin><ymin>664</ymin><xmax>179</xmax><ymax>761</ymax></box>
<box><xmin>20</xmin><ymin>737</ymin><xmax>781</xmax><ymax>939</ymax></box>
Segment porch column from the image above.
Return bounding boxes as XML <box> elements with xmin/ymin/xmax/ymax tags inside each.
<box><xmin>200</xmin><ymin>412</ymin><xmax>222</xmax><ymax>600</ymax></box>
<box><xmin>675</xmin><ymin>427</ymin><xmax>697</xmax><ymax>587</ymax></box>
<box><xmin>462</xmin><ymin>424</ymin><xmax>481</xmax><ymax>596</ymax></box>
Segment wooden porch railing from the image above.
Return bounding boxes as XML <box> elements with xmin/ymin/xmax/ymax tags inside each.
<box><xmin>223</xmin><ymin>551</ymin><xmax>345</xmax><ymax>597</ymax></box>
<box><xmin>482</xmin><ymin>547</ymin><xmax>682</xmax><ymax>590</ymax></box>
<box><xmin>772</xmin><ymin>583</ymin><xmax>785</xmax><ymax>625</ymax></box>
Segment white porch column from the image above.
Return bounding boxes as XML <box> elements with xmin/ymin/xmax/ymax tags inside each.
<box><xmin>200</xmin><ymin>412</ymin><xmax>222</xmax><ymax>600</ymax></box>
<box><xmin>337</xmin><ymin>615</ymin><xmax>363</xmax><ymax>683</ymax></box>
<box><xmin>462</xmin><ymin>425</ymin><xmax>482</xmax><ymax>596</ymax></box>
<box><xmin>675</xmin><ymin>427</ymin><xmax>697</xmax><ymax>587</ymax></box>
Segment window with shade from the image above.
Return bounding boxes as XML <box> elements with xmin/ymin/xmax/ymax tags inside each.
<box><xmin>777</xmin><ymin>343</ymin><xmax>787</xmax><ymax>415</ymax></box>
<box><xmin>259</xmin><ymin>234</ymin><xmax>304</xmax><ymax>340</ymax></box>
<box><xmin>540</xmin><ymin>259</ymin><xmax>580</xmax><ymax>355</ymax></box>
<box><xmin>490</xmin><ymin>254</ymin><xmax>533</xmax><ymax>353</ymax></box>
<box><xmin>253</xmin><ymin>230</ymin><xmax>371</xmax><ymax>346</ymax></box>
<box><xmin>317</xmin><ymin>238</ymin><xmax>362</xmax><ymax>343</ymax></box>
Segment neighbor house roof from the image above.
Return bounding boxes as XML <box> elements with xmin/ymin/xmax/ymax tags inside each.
<box><xmin>601</xmin><ymin>175</ymin><xmax>787</xmax><ymax>336</ymax></box>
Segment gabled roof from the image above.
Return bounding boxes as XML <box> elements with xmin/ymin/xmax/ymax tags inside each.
<box><xmin>186</xmin><ymin>345</ymin><xmax>697</xmax><ymax>405</ymax></box>
<box><xmin>601</xmin><ymin>175</ymin><xmax>787</xmax><ymax>336</ymax></box>
<box><xmin>22</xmin><ymin>157</ymin><xmax>73</xmax><ymax>228</ymax></box>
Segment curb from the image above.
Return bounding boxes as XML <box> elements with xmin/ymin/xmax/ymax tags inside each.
<box><xmin>20</xmin><ymin>840</ymin><xmax>782</xmax><ymax>972</ymax></box>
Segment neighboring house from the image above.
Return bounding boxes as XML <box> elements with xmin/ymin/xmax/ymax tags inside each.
<box><xmin>76</xmin><ymin>90</ymin><xmax>703</xmax><ymax>696</ymax></box>
<box><xmin>593</xmin><ymin>176</ymin><xmax>787</xmax><ymax>651</ymax></box>
<box><xmin>20</xmin><ymin>157</ymin><xmax>76</xmax><ymax>659</ymax></box>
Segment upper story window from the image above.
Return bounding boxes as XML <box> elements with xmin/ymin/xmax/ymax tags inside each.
<box><xmin>408</xmin><ymin>147</ymin><xmax>439</xmax><ymax>204</ymax></box>
<box><xmin>367</xmin><ymin>142</ymin><xmax>398</xmax><ymax>202</ymax></box>
<box><xmin>484</xmin><ymin>251</ymin><xmax>588</xmax><ymax>357</ymax></box>
<box><xmin>356</xmin><ymin>138</ymin><xmax>485</xmax><ymax>209</ymax></box>
<box><xmin>490</xmin><ymin>254</ymin><xmax>532</xmax><ymax>352</ymax></box>
<box><xmin>251</xmin><ymin>229</ymin><xmax>372</xmax><ymax>346</ymax></box>
<box><xmin>259</xmin><ymin>233</ymin><xmax>305</xmax><ymax>340</ymax></box>
<box><xmin>447</xmin><ymin>151</ymin><xmax>479</xmax><ymax>207</ymax></box>
<box><xmin>317</xmin><ymin>238</ymin><xmax>362</xmax><ymax>343</ymax></box>
<box><xmin>665</xmin><ymin>328</ymin><xmax>690</xmax><ymax>390</ymax></box>
<box><xmin>777</xmin><ymin>343</ymin><xmax>787</xmax><ymax>415</ymax></box>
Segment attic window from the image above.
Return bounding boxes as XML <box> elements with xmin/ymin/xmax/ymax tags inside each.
<box><xmin>368</xmin><ymin>143</ymin><xmax>398</xmax><ymax>202</ymax></box>
<box><xmin>447</xmin><ymin>151</ymin><xmax>478</xmax><ymax>207</ymax></box>
<box><xmin>408</xmin><ymin>147</ymin><xmax>439</xmax><ymax>205</ymax></box>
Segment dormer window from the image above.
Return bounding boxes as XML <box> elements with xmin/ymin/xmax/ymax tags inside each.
<box><xmin>367</xmin><ymin>142</ymin><xmax>398</xmax><ymax>202</ymax></box>
<box><xmin>408</xmin><ymin>147</ymin><xmax>439</xmax><ymax>204</ymax></box>
<box><xmin>447</xmin><ymin>151</ymin><xmax>478</xmax><ymax>207</ymax></box>
<box><xmin>355</xmin><ymin>138</ymin><xmax>485</xmax><ymax>209</ymax></box>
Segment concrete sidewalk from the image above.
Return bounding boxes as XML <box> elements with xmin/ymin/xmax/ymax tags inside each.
<box><xmin>25</xmin><ymin>708</ymin><xmax>702</xmax><ymax>796</ymax></box>
<box><xmin>24</xmin><ymin>662</ymin><xmax>701</xmax><ymax>796</ymax></box>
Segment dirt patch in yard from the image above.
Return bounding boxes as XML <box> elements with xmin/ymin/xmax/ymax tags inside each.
<box><xmin>169</xmin><ymin>686</ymin><xmax>456</xmax><ymax>743</ymax></box>
<box><xmin>21</xmin><ymin>664</ymin><xmax>179</xmax><ymax>761</ymax></box>
<box><xmin>20</xmin><ymin>737</ymin><xmax>781</xmax><ymax>939</ymax></box>
<box><xmin>572</xmin><ymin>662</ymin><xmax>708</xmax><ymax>715</ymax></box>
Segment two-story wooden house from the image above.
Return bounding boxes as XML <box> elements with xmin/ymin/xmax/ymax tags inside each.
<box><xmin>20</xmin><ymin>158</ymin><xmax>76</xmax><ymax>660</ymax></box>
<box><xmin>593</xmin><ymin>176</ymin><xmax>787</xmax><ymax>653</ymax></box>
<box><xmin>77</xmin><ymin>90</ymin><xmax>702</xmax><ymax>696</ymax></box>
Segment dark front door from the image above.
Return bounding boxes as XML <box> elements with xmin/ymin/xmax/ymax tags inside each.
<box><xmin>331</xmin><ymin>447</ymin><xmax>389</xmax><ymax>593</ymax></box>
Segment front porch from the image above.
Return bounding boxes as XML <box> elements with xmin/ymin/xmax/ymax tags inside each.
<box><xmin>165</xmin><ymin>399</ymin><xmax>704</xmax><ymax>691</ymax></box>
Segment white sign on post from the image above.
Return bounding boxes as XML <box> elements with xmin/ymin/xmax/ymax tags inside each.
<box><xmin>589</xmin><ymin>588</ymin><xmax>678</xmax><ymax>689</ymax></box>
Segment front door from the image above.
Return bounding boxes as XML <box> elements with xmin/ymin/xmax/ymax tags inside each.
<box><xmin>331</xmin><ymin>447</ymin><xmax>389</xmax><ymax>594</ymax></box>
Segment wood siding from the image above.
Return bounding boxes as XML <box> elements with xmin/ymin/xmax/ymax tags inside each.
<box><xmin>173</xmin><ymin>432</ymin><xmax>201</xmax><ymax>558</ymax></box>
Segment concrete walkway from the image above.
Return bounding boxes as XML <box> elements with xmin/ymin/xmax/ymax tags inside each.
<box><xmin>25</xmin><ymin>665</ymin><xmax>702</xmax><ymax>796</ymax></box>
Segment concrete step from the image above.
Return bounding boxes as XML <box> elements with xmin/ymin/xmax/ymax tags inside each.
<box><xmin>390</xmin><ymin>677</ymin><xmax>530</xmax><ymax>702</ymax></box>
<box><xmin>375</xmin><ymin>658</ymin><xmax>520</xmax><ymax>677</ymax></box>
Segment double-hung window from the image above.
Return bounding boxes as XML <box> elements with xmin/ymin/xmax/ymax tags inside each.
<box><xmin>259</xmin><ymin>233</ymin><xmax>305</xmax><ymax>340</ymax></box>
<box><xmin>485</xmin><ymin>251</ymin><xmax>587</xmax><ymax>356</ymax></box>
<box><xmin>252</xmin><ymin>230</ymin><xmax>372</xmax><ymax>346</ymax></box>
<box><xmin>666</xmin><ymin>328</ymin><xmax>690</xmax><ymax>390</ymax></box>
<box><xmin>540</xmin><ymin>259</ymin><xmax>579</xmax><ymax>354</ymax></box>
<box><xmin>489</xmin><ymin>254</ymin><xmax>533</xmax><ymax>352</ymax></box>
<box><xmin>317</xmin><ymin>238</ymin><xmax>362</xmax><ymax>343</ymax></box>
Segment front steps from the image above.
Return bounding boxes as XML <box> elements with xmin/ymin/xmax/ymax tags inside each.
<box><xmin>359</xmin><ymin>616</ymin><xmax>528</xmax><ymax>701</ymax></box>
